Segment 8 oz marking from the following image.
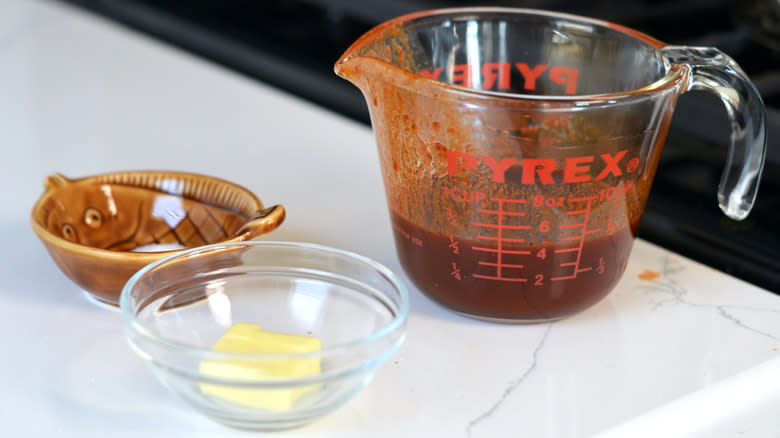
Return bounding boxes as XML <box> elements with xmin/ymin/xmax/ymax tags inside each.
<box><xmin>533</xmin><ymin>195</ymin><xmax>565</xmax><ymax>208</ymax></box>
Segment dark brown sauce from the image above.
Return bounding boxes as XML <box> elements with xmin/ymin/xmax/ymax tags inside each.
<box><xmin>391</xmin><ymin>212</ymin><xmax>636</xmax><ymax>321</ymax></box>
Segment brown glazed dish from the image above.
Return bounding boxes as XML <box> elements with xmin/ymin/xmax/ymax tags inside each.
<box><xmin>31</xmin><ymin>171</ymin><xmax>286</xmax><ymax>305</ymax></box>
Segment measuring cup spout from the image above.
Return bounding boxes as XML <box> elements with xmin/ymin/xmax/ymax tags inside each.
<box><xmin>334</xmin><ymin>47</ymin><xmax>404</xmax><ymax>93</ymax></box>
<box><xmin>334</xmin><ymin>28</ymin><xmax>377</xmax><ymax>87</ymax></box>
<box><xmin>333</xmin><ymin>53</ymin><xmax>369</xmax><ymax>88</ymax></box>
<box><xmin>334</xmin><ymin>18</ymin><xmax>433</xmax><ymax>95</ymax></box>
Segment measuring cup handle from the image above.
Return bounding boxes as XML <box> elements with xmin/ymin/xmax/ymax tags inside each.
<box><xmin>661</xmin><ymin>46</ymin><xmax>767</xmax><ymax>220</ymax></box>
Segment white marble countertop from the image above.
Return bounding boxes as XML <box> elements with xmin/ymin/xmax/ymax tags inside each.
<box><xmin>1</xmin><ymin>1</ymin><xmax>779</xmax><ymax>437</ymax></box>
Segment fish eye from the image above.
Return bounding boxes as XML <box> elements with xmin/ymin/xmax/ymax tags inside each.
<box><xmin>61</xmin><ymin>224</ymin><xmax>78</xmax><ymax>242</ymax></box>
<box><xmin>84</xmin><ymin>207</ymin><xmax>103</xmax><ymax>229</ymax></box>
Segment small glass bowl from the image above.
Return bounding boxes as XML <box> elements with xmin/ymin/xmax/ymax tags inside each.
<box><xmin>120</xmin><ymin>241</ymin><xmax>409</xmax><ymax>430</ymax></box>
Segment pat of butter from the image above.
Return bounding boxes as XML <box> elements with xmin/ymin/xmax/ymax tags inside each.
<box><xmin>199</xmin><ymin>322</ymin><xmax>322</xmax><ymax>411</ymax></box>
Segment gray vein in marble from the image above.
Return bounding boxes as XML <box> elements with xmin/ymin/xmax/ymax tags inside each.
<box><xmin>465</xmin><ymin>323</ymin><xmax>553</xmax><ymax>438</ymax></box>
<box><xmin>715</xmin><ymin>305</ymin><xmax>779</xmax><ymax>341</ymax></box>
<box><xmin>640</xmin><ymin>254</ymin><xmax>779</xmax><ymax>341</ymax></box>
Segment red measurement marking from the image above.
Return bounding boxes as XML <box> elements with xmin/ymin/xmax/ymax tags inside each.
<box><xmin>393</xmin><ymin>222</ymin><xmax>410</xmax><ymax>240</ymax></box>
<box><xmin>471</xmin><ymin>197</ymin><xmax>531</xmax><ymax>282</ymax></box>
<box><xmin>478</xmin><ymin>261</ymin><xmax>525</xmax><ymax>268</ymax></box>
<box><xmin>473</xmin><ymin>247</ymin><xmax>531</xmax><ymax>255</ymax></box>
<box><xmin>476</xmin><ymin>236</ymin><xmax>526</xmax><ymax>243</ymax></box>
<box><xmin>474</xmin><ymin>209</ymin><xmax>527</xmax><ymax>216</ymax></box>
<box><xmin>551</xmin><ymin>196</ymin><xmax>599</xmax><ymax>281</ymax></box>
<box><xmin>448</xmin><ymin>235</ymin><xmax>460</xmax><ymax>255</ymax></box>
<box><xmin>596</xmin><ymin>257</ymin><xmax>606</xmax><ymax>274</ymax></box>
<box><xmin>475</xmin><ymin>197</ymin><xmax>526</xmax><ymax>212</ymax></box>
<box><xmin>568</xmin><ymin>195</ymin><xmax>598</xmax><ymax>203</ymax></box>
<box><xmin>450</xmin><ymin>262</ymin><xmax>462</xmax><ymax>280</ymax></box>
<box><xmin>559</xmin><ymin>262</ymin><xmax>593</xmax><ymax>272</ymax></box>
<box><xmin>473</xmin><ymin>274</ymin><xmax>528</xmax><ymax>282</ymax></box>
<box><xmin>445</xmin><ymin>207</ymin><xmax>458</xmax><ymax>226</ymax></box>
<box><xmin>607</xmin><ymin>219</ymin><xmax>616</xmax><ymax>235</ymax></box>
<box><xmin>471</xmin><ymin>222</ymin><xmax>532</xmax><ymax>230</ymax></box>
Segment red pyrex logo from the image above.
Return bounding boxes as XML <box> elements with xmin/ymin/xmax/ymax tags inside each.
<box><xmin>422</xmin><ymin>63</ymin><xmax>579</xmax><ymax>95</ymax></box>
<box><xmin>447</xmin><ymin>149</ymin><xmax>637</xmax><ymax>184</ymax></box>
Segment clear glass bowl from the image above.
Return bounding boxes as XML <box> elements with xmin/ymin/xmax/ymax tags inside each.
<box><xmin>120</xmin><ymin>241</ymin><xmax>409</xmax><ymax>430</ymax></box>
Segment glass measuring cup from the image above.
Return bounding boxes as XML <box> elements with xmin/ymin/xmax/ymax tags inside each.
<box><xmin>335</xmin><ymin>8</ymin><xmax>767</xmax><ymax>322</ymax></box>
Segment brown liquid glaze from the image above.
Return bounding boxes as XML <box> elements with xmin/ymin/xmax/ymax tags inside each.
<box><xmin>391</xmin><ymin>212</ymin><xmax>636</xmax><ymax>321</ymax></box>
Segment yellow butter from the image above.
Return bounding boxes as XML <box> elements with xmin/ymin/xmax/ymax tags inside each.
<box><xmin>199</xmin><ymin>322</ymin><xmax>322</xmax><ymax>411</ymax></box>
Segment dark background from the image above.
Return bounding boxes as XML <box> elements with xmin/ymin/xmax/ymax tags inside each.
<box><xmin>59</xmin><ymin>0</ymin><xmax>780</xmax><ymax>292</ymax></box>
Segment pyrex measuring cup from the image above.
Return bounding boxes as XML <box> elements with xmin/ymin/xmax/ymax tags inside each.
<box><xmin>335</xmin><ymin>8</ymin><xmax>767</xmax><ymax>322</ymax></box>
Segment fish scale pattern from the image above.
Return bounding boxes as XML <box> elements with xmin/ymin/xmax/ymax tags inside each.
<box><xmin>150</xmin><ymin>203</ymin><xmax>231</xmax><ymax>247</ymax></box>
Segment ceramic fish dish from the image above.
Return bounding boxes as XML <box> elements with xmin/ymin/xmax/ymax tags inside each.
<box><xmin>31</xmin><ymin>171</ymin><xmax>285</xmax><ymax>305</ymax></box>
